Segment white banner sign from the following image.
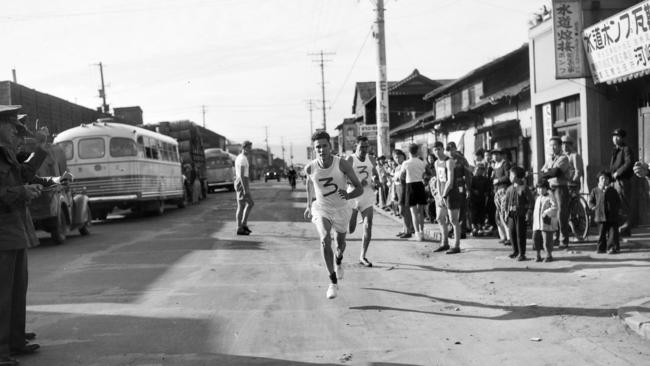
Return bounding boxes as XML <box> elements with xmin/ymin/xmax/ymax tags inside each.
<box><xmin>583</xmin><ymin>0</ymin><xmax>650</xmax><ymax>84</ymax></box>
<box><xmin>552</xmin><ymin>0</ymin><xmax>587</xmax><ymax>78</ymax></box>
<box><xmin>359</xmin><ymin>124</ymin><xmax>377</xmax><ymax>137</ymax></box>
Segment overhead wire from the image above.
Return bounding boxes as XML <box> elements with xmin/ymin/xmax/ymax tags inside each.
<box><xmin>328</xmin><ymin>26</ymin><xmax>373</xmax><ymax>112</ymax></box>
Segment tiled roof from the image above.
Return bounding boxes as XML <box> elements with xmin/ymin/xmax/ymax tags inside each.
<box><xmin>471</xmin><ymin>80</ymin><xmax>530</xmax><ymax>110</ymax></box>
<box><xmin>423</xmin><ymin>43</ymin><xmax>529</xmax><ymax>101</ymax></box>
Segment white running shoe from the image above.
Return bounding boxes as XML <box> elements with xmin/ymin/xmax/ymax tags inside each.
<box><xmin>326</xmin><ymin>284</ymin><xmax>338</xmax><ymax>299</ymax></box>
<box><xmin>335</xmin><ymin>261</ymin><xmax>344</xmax><ymax>279</ymax></box>
<box><xmin>417</xmin><ymin>232</ymin><xmax>424</xmax><ymax>242</ymax></box>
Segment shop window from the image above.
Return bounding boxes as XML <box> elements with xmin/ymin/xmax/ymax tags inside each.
<box><xmin>552</xmin><ymin>94</ymin><xmax>580</xmax><ymax>127</ymax></box>
<box><xmin>110</xmin><ymin>138</ymin><xmax>137</xmax><ymax>157</ymax></box>
<box><xmin>552</xmin><ymin>94</ymin><xmax>582</xmax><ymax>154</ymax></box>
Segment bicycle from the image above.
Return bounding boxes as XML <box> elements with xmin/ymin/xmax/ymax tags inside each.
<box><xmin>567</xmin><ymin>183</ymin><xmax>591</xmax><ymax>241</ymax></box>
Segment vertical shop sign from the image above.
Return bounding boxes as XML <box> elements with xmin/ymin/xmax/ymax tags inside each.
<box><xmin>552</xmin><ymin>0</ymin><xmax>587</xmax><ymax>78</ymax></box>
<box><xmin>542</xmin><ymin>103</ymin><xmax>553</xmax><ymax>159</ymax></box>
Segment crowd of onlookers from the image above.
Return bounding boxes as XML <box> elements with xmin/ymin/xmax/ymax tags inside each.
<box><xmin>368</xmin><ymin>128</ymin><xmax>643</xmax><ymax>261</ymax></box>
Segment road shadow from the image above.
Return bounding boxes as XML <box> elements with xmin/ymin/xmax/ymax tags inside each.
<box><xmin>24</xmin><ymin>313</ymin><xmax>390</xmax><ymax>366</ymax></box>
<box><xmin>378</xmin><ymin>261</ymin><xmax>650</xmax><ymax>274</ymax></box>
<box><xmin>350</xmin><ymin>288</ymin><xmax>634</xmax><ymax>321</ymax></box>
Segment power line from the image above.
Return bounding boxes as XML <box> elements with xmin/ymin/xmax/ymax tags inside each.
<box><xmin>329</xmin><ymin>27</ymin><xmax>373</xmax><ymax>111</ymax></box>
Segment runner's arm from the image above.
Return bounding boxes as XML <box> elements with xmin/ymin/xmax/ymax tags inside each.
<box><xmin>239</xmin><ymin>164</ymin><xmax>250</xmax><ymax>196</ymax></box>
<box><xmin>443</xmin><ymin>159</ymin><xmax>455</xmax><ymax>198</ymax></box>
<box><xmin>340</xmin><ymin>158</ymin><xmax>363</xmax><ymax>200</ymax></box>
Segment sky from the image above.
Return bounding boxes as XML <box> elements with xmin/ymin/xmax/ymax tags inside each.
<box><xmin>2</xmin><ymin>0</ymin><xmax>551</xmax><ymax>163</ymax></box>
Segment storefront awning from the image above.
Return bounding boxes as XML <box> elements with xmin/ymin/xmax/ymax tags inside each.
<box><xmin>606</xmin><ymin>68</ymin><xmax>650</xmax><ymax>85</ymax></box>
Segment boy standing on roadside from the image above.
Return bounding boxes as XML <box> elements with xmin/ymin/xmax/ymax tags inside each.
<box><xmin>504</xmin><ymin>166</ymin><xmax>533</xmax><ymax>261</ymax></box>
<box><xmin>588</xmin><ymin>170</ymin><xmax>621</xmax><ymax>254</ymax></box>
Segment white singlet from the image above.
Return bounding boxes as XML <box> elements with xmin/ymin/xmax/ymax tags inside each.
<box><xmin>307</xmin><ymin>156</ymin><xmax>351</xmax><ymax>233</ymax></box>
<box><xmin>348</xmin><ymin>154</ymin><xmax>375</xmax><ymax>211</ymax></box>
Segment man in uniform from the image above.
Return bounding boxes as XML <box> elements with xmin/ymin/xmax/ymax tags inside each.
<box><xmin>0</xmin><ymin>105</ymin><xmax>48</xmax><ymax>366</ymax></box>
<box><xmin>304</xmin><ymin>131</ymin><xmax>363</xmax><ymax>299</ymax></box>
<box><xmin>609</xmin><ymin>129</ymin><xmax>634</xmax><ymax>236</ymax></box>
<box><xmin>346</xmin><ymin>136</ymin><xmax>379</xmax><ymax>267</ymax></box>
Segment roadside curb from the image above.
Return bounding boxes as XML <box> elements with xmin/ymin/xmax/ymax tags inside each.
<box><xmin>617</xmin><ymin>297</ymin><xmax>650</xmax><ymax>341</ymax></box>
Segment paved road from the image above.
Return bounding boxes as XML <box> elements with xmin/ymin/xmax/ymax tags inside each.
<box><xmin>20</xmin><ymin>181</ymin><xmax>650</xmax><ymax>365</ymax></box>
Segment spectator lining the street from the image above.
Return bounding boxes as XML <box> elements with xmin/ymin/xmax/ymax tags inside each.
<box><xmin>401</xmin><ymin>143</ymin><xmax>429</xmax><ymax>241</ymax></box>
<box><xmin>541</xmin><ymin>136</ymin><xmax>571</xmax><ymax>249</ymax></box>
<box><xmin>446</xmin><ymin>142</ymin><xmax>472</xmax><ymax>239</ymax></box>
<box><xmin>470</xmin><ymin>164</ymin><xmax>490</xmax><ymax>236</ymax></box>
<box><xmin>490</xmin><ymin>144</ymin><xmax>511</xmax><ymax>246</ymax></box>
<box><xmin>609</xmin><ymin>129</ymin><xmax>634</xmax><ymax>237</ymax></box>
<box><xmin>505</xmin><ymin>166</ymin><xmax>533</xmax><ymax>261</ymax></box>
<box><xmin>392</xmin><ymin>149</ymin><xmax>414</xmax><ymax>238</ymax></box>
<box><xmin>532</xmin><ymin>179</ymin><xmax>558</xmax><ymax>262</ymax></box>
<box><xmin>431</xmin><ymin>141</ymin><xmax>462</xmax><ymax>254</ymax></box>
<box><xmin>588</xmin><ymin>170</ymin><xmax>622</xmax><ymax>254</ymax></box>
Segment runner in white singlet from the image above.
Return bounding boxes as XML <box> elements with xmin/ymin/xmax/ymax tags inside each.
<box><xmin>345</xmin><ymin>136</ymin><xmax>379</xmax><ymax>267</ymax></box>
<box><xmin>304</xmin><ymin>131</ymin><xmax>363</xmax><ymax>300</ymax></box>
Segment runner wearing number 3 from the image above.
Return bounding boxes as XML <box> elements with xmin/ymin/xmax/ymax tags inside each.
<box><xmin>345</xmin><ymin>136</ymin><xmax>379</xmax><ymax>268</ymax></box>
<box><xmin>304</xmin><ymin>131</ymin><xmax>363</xmax><ymax>299</ymax></box>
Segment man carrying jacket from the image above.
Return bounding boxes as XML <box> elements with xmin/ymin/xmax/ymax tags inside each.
<box><xmin>542</xmin><ymin>136</ymin><xmax>571</xmax><ymax>249</ymax></box>
<box><xmin>0</xmin><ymin>105</ymin><xmax>49</xmax><ymax>366</ymax></box>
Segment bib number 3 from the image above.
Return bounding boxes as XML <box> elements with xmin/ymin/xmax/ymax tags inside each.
<box><xmin>318</xmin><ymin>177</ymin><xmax>339</xmax><ymax>197</ymax></box>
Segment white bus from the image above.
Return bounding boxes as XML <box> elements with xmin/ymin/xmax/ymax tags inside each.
<box><xmin>53</xmin><ymin>121</ymin><xmax>185</xmax><ymax>219</ymax></box>
<box><xmin>204</xmin><ymin>148</ymin><xmax>236</xmax><ymax>192</ymax></box>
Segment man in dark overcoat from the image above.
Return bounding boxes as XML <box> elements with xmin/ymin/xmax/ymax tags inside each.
<box><xmin>0</xmin><ymin>105</ymin><xmax>48</xmax><ymax>366</ymax></box>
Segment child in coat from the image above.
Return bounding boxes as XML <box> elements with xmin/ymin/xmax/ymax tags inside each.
<box><xmin>588</xmin><ymin>170</ymin><xmax>621</xmax><ymax>254</ymax></box>
<box><xmin>532</xmin><ymin>179</ymin><xmax>558</xmax><ymax>262</ymax></box>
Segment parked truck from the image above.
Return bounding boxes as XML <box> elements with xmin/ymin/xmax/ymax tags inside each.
<box><xmin>141</xmin><ymin>120</ymin><xmax>207</xmax><ymax>201</ymax></box>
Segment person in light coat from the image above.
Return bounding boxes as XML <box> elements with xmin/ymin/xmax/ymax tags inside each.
<box><xmin>531</xmin><ymin>179</ymin><xmax>558</xmax><ymax>262</ymax></box>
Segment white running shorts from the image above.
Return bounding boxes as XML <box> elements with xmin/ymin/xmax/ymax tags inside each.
<box><xmin>311</xmin><ymin>202</ymin><xmax>352</xmax><ymax>234</ymax></box>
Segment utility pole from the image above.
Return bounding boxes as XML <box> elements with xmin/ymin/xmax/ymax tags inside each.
<box><xmin>309</xmin><ymin>50</ymin><xmax>334</xmax><ymax>131</ymax></box>
<box><xmin>281</xmin><ymin>136</ymin><xmax>286</xmax><ymax>168</ymax></box>
<box><xmin>374</xmin><ymin>0</ymin><xmax>390</xmax><ymax>157</ymax></box>
<box><xmin>305</xmin><ymin>99</ymin><xmax>316</xmax><ymax>136</ymax></box>
<box><xmin>201</xmin><ymin>105</ymin><xmax>206</xmax><ymax>128</ymax></box>
<box><xmin>96</xmin><ymin>62</ymin><xmax>109</xmax><ymax>114</ymax></box>
<box><xmin>265</xmin><ymin>126</ymin><xmax>272</xmax><ymax>166</ymax></box>
<box><xmin>290</xmin><ymin>142</ymin><xmax>293</xmax><ymax>165</ymax></box>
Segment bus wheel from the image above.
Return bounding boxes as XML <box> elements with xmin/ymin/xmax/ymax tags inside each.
<box><xmin>51</xmin><ymin>209</ymin><xmax>67</xmax><ymax>245</ymax></box>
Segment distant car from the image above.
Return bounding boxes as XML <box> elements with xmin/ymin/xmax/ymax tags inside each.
<box><xmin>264</xmin><ymin>170</ymin><xmax>281</xmax><ymax>182</ymax></box>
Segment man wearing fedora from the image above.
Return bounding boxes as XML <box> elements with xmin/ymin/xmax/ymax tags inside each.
<box><xmin>542</xmin><ymin>136</ymin><xmax>571</xmax><ymax>249</ymax></box>
<box><xmin>0</xmin><ymin>105</ymin><xmax>48</xmax><ymax>366</ymax></box>
<box><xmin>609</xmin><ymin>128</ymin><xmax>634</xmax><ymax>236</ymax></box>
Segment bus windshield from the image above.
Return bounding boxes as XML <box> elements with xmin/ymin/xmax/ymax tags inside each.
<box><xmin>79</xmin><ymin>138</ymin><xmax>105</xmax><ymax>159</ymax></box>
<box><xmin>57</xmin><ymin>141</ymin><xmax>74</xmax><ymax>160</ymax></box>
